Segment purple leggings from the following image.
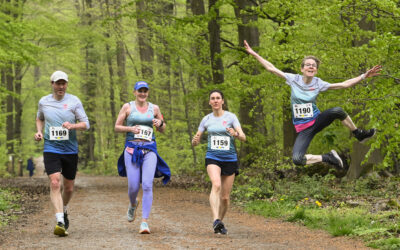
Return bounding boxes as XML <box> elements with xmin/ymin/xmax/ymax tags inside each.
<box><xmin>124</xmin><ymin>149</ymin><xmax>157</xmax><ymax>219</ymax></box>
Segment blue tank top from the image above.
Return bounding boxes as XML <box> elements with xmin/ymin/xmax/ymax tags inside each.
<box><xmin>126</xmin><ymin>101</ymin><xmax>155</xmax><ymax>141</ymax></box>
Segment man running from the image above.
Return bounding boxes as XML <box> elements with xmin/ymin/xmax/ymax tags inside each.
<box><xmin>244</xmin><ymin>40</ymin><xmax>381</xmax><ymax>168</ymax></box>
<box><xmin>35</xmin><ymin>70</ymin><xmax>90</xmax><ymax>236</ymax></box>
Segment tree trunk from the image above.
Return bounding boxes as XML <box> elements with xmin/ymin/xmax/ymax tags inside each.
<box><xmin>234</xmin><ymin>0</ymin><xmax>265</xmax><ymax>166</ymax></box>
<box><xmin>103</xmin><ymin>0</ymin><xmax>117</xmax><ymax>121</ymax></box>
<box><xmin>208</xmin><ymin>0</ymin><xmax>224</xmax><ymax>85</ymax></box>
<box><xmin>179</xmin><ymin>61</ymin><xmax>197</xmax><ymax>166</ymax></box>
<box><xmin>281</xmin><ymin>76</ymin><xmax>296</xmax><ymax>157</ymax></box>
<box><xmin>136</xmin><ymin>0</ymin><xmax>154</xmax><ymax>81</ymax></box>
<box><xmin>116</xmin><ymin>42</ymin><xmax>128</xmax><ymax>103</ymax></box>
<box><xmin>347</xmin><ymin>141</ymin><xmax>383</xmax><ymax>179</ymax></box>
<box><xmin>81</xmin><ymin>0</ymin><xmax>97</xmax><ymax>164</ymax></box>
<box><xmin>343</xmin><ymin>6</ymin><xmax>380</xmax><ymax>177</ymax></box>
<box><xmin>105</xmin><ymin>41</ymin><xmax>117</xmax><ymax>121</ymax></box>
<box><xmin>14</xmin><ymin>63</ymin><xmax>23</xmax><ymax>163</ymax></box>
<box><xmin>155</xmin><ymin>0</ymin><xmax>174</xmax><ymax>118</ymax></box>
<box><xmin>5</xmin><ymin>63</ymin><xmax>15</xmax><ymax>174</ymax></box>
<box><xmin>190</xmin><ymin>0</ymin><xmax>212</xmax><ymax>115</ymax></box>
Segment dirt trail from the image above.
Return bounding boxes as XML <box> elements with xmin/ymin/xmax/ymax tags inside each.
<box><xmin>0</xmin><ymin>175</ymin><xmax>369</xmax><ymax>249</ymax></box>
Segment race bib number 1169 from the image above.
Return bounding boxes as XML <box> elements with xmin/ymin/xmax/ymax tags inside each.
<box><xmin>49</xmin><ymin>126</ymin><xmax>69</xmax><ymax>140</ymax></box>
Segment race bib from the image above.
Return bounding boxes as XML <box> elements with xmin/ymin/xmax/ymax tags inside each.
<box><xmin>210</xmin><ymin>136</ymin><xmax>230</xmax><ymax>150</ymax></box>
<box><xmin>49</xmin><ymin>126</ymin><xmax>69</xmax><ymax>140</ymax></box>
<box><xmin>293</xmin><ymin>103</ymin><xmax>313</xmax><ymax>118</ymax></box>
<box><xmin>134</xmin><ymin>125</ymin><xmax>153</xmax><ymax>141</ymax></box>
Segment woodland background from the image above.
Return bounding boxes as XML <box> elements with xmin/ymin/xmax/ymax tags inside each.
<box><xmin>0</xmin><ymin>0</ymin><xmax>399</xmax><ymax>179</ymax></box>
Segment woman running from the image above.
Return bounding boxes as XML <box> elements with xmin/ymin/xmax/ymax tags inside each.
<box><xmin>244</xmin><ymin>40</ymin><xmax>382</xmax><ymax>168</ymax></box>
<box><xmin>115</xmin><ymin>81</ymin><xmax>170</xmax><ymax>234</ymax></box>
<box><xmin>192</xmin><ymin>90</ymin><xmax>246</xmax><ymax>235</ymax></box>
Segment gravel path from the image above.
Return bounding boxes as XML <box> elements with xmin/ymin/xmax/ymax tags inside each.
<box><xmin>0</xmin><ymin>175</ymin><xmax>370</xmax><ymax>249</ymax></box>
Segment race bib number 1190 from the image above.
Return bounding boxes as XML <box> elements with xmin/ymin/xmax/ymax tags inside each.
<box><xmin>49</xmin><ymin>126</ymin><xmax>69</xmax><ymax>140</ymax></box>
<box><xmin>293</xmin><ymin>103</ymin><xmax>313</xmax><ymax>118</ymax></box>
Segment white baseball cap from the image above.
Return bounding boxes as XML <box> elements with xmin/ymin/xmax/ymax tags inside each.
<box><xmin>50</xmin><ymin>71</ymin><xmax>68</xmax><ymax>82</ymax></box>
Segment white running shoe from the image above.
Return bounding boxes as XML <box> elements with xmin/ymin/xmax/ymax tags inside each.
<box><xmin>139</xmin><ymin>222</ymin><xmax>150</xmax><ymax>234</ymax></box>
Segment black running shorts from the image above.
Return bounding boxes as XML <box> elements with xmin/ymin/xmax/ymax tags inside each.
<box><xmin>205</xmin><ymin>158</ymin><xmax>239</xmax><ymax>176</ymax></box>
<box><xmin>43</xmin><ymin>152</ymin><xmax>78</xmax><ymax>180</ymax></box>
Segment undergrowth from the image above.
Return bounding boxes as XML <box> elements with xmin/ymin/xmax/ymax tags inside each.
<box><xmin>232</xmin><ymin>168</ymin><xmax>400</xmax><ymax>250</ymax></box>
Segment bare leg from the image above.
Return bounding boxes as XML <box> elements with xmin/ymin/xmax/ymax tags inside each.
<box><xmin>207</xmin><ymin>164</ymin><xmax>222</xmax><ymax>221</ymax></box>
<box><xmin>341</xmin><ymin>116</ymin><xmax>356</xmax><ymax>131</ymax></box>
<box><xmin>62</xmin><ymin>178</ymin><xmax>75</xmax><ymax>206</ymax></box>
<box><xmin>49</xmin><ymin>172</ymin><xmax>64</xmax><ymax>214</ymax></box>
<box><xmin>305</xmin><ymin>154</ymin><xmax>323</xmax><ymax>164</ymax></box>
<box><xmin>219</xmin><ymin>174</ymin><xmax>235</xmax><ymax>221</ymax></box>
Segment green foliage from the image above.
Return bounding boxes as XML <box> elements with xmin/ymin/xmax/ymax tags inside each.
<box><xmin>0</xmin><ymin>188</ymin><xmax>20</xmax><ymax>227</ymax></box>
<box><xmin>0</xmin><ymin>0</ymin><xmax>397</xmax><ymax>178</ymax></box>
<box><xmin>370</xmin><ymin>238</ymin><xmax>400</xmax><ymax>250</ymax></box>
<box><xmin>240</xmin><ymin>174</ymin><xmax>400</xmax><ymax>249</ymax></box>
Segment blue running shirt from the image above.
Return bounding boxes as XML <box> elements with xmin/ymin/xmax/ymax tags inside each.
<box><xmin>284</xmin><ymin>73</ymin><xmax>331</xmax><ymax>132</ymax></box>
<box><xmin>37</xmin><ymin>93</ymin><xmax>90</xmax><ymax>154</ymax></box>
<box><xmin>198</xmin><ymin>111</ymin><xmax>241</xmax><ymax>162</ymax></box>
<box><xmin>125</xmin><ymin>101</ymin><xmax>155</xmax><ymax>141</ymax></box>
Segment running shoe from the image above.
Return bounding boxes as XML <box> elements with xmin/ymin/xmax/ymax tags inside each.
<box><xmin>139</xmin><ymin>222</ymin><xmax>151</xmax><ymax>234</ymax></box>
<box><xmin>127</xmin><ymin>200</ymin><xmax>139</xmax><ymax>222</ymax></box>
<box><xmin>54</xmin><ymin>222</ymin><xmax>68</xmax><ymax>237</ymax></box>
<box><xmin>213</xmin><ymin>219</ymin><xmax>228</xmax><ymax>235</ymax></box>
<box><xmin>64</xmin><ymin>212</ymin><xmax>69</xmax><ymax>230</ymax></box>
<box><xmin>353</xmin><ymin>128</ymin><xmax>376</xmax><ymax>143</ymax></box>
<box><xmin>324</xmin><ymin>150</ymin><xmax>343</xmax><ymax>169</ymax></box>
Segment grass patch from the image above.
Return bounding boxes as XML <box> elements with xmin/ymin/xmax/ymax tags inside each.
<box><xmin>235</xmin><ymin>174</ymin><xmax>400</xmax><ymax>249</ymax></box>
<box><xmin>0</xmin><ymin>188</ymin><xmax>21</xmax><ymax>227</ymax></box>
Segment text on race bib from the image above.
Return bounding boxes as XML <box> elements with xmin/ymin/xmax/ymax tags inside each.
<box><xmin>134</xmin><ymin>125</ymin><xmax>153</xmax><ymax>141</ymax></box>
<box><xmin>49</xmin><ymin>126</ymin><xmax>69</xmax><ymax>140</ymax></box>
<box><xmin>293</xmin><ymin>103</ymin><xmax>313</xmax><ymax>118</ymax></box>
<box><xmin>210</xmin><ymin>136</ymin><xmax>230</xmax><ymax>150</ymax></box>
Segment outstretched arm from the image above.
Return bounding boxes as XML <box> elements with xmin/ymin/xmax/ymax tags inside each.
<box><xmin>244</xmin><ymin>40</ymin><xmax>286</xmax><ymax>79</ymax></box>
<box><xmin>329</xmin><ymin>65</ymin><xmax>382</xmax><ymax>90</ymax></box>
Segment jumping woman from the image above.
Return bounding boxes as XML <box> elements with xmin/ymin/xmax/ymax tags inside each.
<box><xmin>244</xmin><ymin>40</ymin><xmax>381</xmax><ymax>168</ymax></box>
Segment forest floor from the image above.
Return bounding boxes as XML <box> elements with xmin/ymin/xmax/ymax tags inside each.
<box><xmin>0</xmin><ymin>158</ymin><xmax>370</xmax><ymax>249</ymax></box>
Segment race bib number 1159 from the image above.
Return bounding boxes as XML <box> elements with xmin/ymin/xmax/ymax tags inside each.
<box><xmin>210</xmin><ymin>136</ymin><xmax>230</xmax><ymax>150</ymax></box>
<box><xmin>49</xmin><ymin>126</ymin><xmax>69</xmax><ymax>140</ymax></box>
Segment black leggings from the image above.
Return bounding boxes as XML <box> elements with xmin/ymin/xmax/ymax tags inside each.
<box><xmin>292</xmin><ymin>107</ymin><xmax>348</xmax><ymax>166</ymax></box>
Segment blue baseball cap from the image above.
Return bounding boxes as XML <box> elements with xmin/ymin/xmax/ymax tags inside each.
<box><xmin>134</xmin><ymin>81</ymin><xmax>149</xmax><ymax>90</ymax></box>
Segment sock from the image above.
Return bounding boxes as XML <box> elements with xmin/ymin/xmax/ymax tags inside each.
<box><xmin>56</xmin><ymin>213</ymin><xmax>65</xmax><ymax>224</ymax></box>
<box><xmin>63</xmin><ymin>205</ymin><xmax>68</xmax><ymax>213</ymax></box>
<box><xmin>321</xmin><ymin>153</ymin><xmax>330</xmax><ymax>163</ymax></box>
<box><xmin>352</xmin><ymin>128</ymin><xmax>359</xmax><ymax>135</ymax></box>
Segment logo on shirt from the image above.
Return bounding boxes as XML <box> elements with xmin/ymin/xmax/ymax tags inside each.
<box><xmin>222</xmin><ymin>120</ymin><xmax>227</xmax><ymax>127</ymax></box>
<box><xmin>63</xmin><ymin>104</ymin><xmax>68</xmax><ymax>109</ymax></box>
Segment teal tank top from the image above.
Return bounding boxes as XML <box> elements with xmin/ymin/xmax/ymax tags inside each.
<box><xmin>126</xmin><ymin>101</ymin><xmax>155</xmax><ymax>141</ymax></box>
